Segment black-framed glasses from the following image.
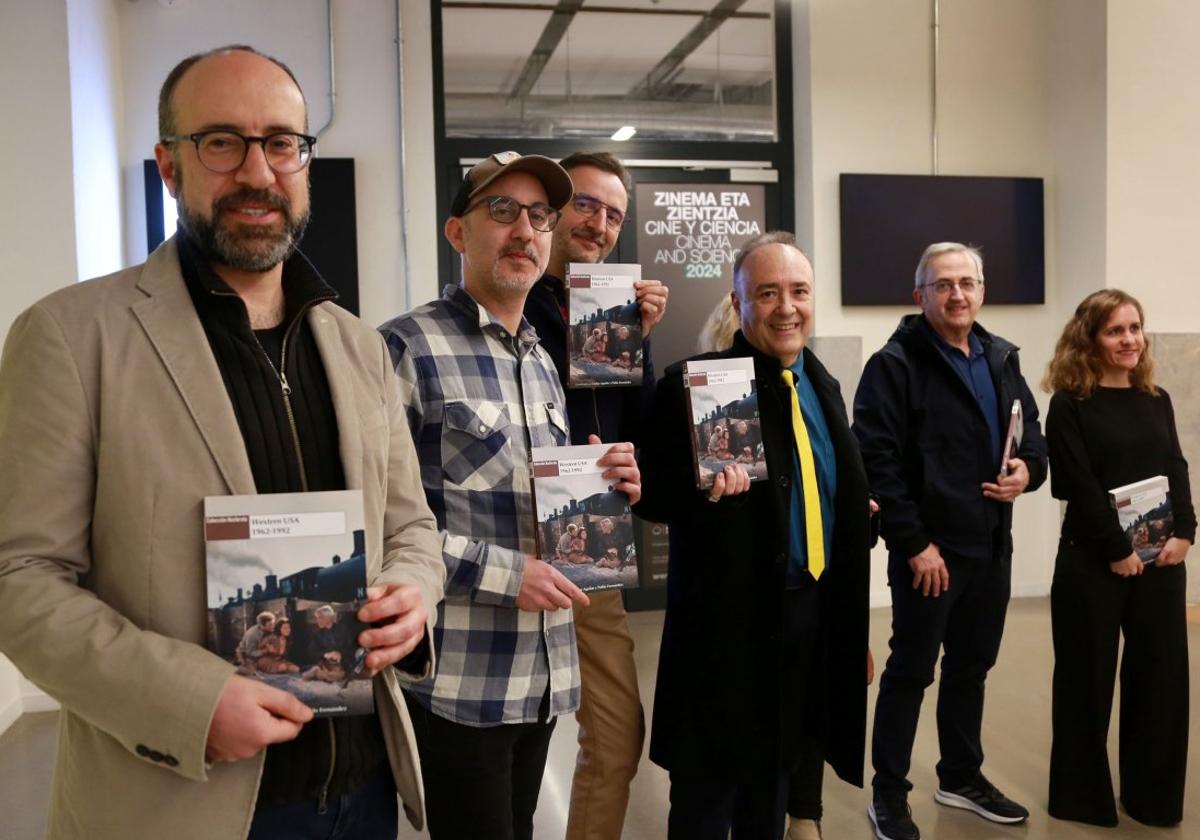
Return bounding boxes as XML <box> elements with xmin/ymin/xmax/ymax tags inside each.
<box><xmin>920</xmin><ymin>279</ymin><xmax>983</xmax><ymax>296</ymax></box>
<box><xmin>465</xmin><ymin>195</ymin><xmax>561</xmax><ymax>232</ymax></box>
<box><xmin>571</xmin><ymin>192</ymin><xmax>628</xmax><ymax>229</ymax></box>
<box><xmin>161</xmin><ymin>130</ymin><xmax>317</xmax><ymax>174</ymax></box>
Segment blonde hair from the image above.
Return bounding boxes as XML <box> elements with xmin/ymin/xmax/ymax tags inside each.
<box><xmin>697</xmin><ymin>294</ymin><xmax>740</xmax><ymax>353</ymax></box>
<box><xmin>1042</xmin><ymin>288</ymin><xmax>1157</xmax><ymax>398</ymax></box>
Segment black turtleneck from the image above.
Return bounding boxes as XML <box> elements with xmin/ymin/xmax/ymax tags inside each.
<box><xmin>176</xmin><ymin>232</ymin><xmax>387</xmax><ymax>806</ymax></box>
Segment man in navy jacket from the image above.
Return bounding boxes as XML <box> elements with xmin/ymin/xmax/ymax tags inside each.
<box><xmin>854</xmin><ymin>242</ymin><xmax>1047</xmax><ymax>840</ymax></box>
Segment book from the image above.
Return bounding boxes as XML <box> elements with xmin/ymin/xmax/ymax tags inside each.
<box><xmin>998</xmin><ymin>399</ymin><xmax>1023</xmax><ymax>477</ymax></box>
<box><xmin>531</xmin><ymin>443</ymin><xmax>639</xmax><ymax>592</ymax></box>
<box><xmin>566</xmin><ymin>262</ymin><xmax>643</xmax><ymax>388</ymax></box>
<box><xmin>683</xmin><ymin>357</ymin><xmax>769</xmax><ymax>490</ymax></box>
<box><xmin>1108</xmin><ymin>475</ymin><xmax>1174</xmax><ymax>563</ymax></box>
<box><xmin>204</xmin><ymin>489</ymin><xmax>374</xmax><ymax>716</ymax></box>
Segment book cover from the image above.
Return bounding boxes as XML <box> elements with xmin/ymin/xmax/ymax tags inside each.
<box><xmin>204</xmin><ymin>489</ymin><xmax>374</xmax><ymax>716</ymax></box>
<box><xmin>531</xmin><ymin>443</ymin><xmax>639</xmax><ymax>592</ymax></box>
<box><xmin>566</xmin><ymin>262</ymin><xmax>643</xmax><ymax>388</ymax></box>
<box><xmin>999</xmin><ymin>399</ymin><xmax>1023</xmax><ymax>477</ymax></box>
<box><xmin>1109</xmin><ymin>475</ymin><xmax>1174</xmax><ymax>562</ymax></box>
<box><xmin>683</xmin><ymin>357</ymin><xmax>769</xmax><ymax>490</ymax></box>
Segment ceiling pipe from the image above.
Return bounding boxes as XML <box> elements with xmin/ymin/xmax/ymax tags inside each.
<box><xmin>931</xmin><ymin>0</ymin><xmax>940</xmax><ymax>175</ymax></box>
<box><xmin>395</xmin><ymin>0</ymin><xmax>412</xmax><ymax>311</ymax></box>
<box><xmin>313</xmin><ymin>0</ymin><xmax>337</xmax><ymax>138</ymax></box>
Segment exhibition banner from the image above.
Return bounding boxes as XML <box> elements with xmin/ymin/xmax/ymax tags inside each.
<box><xmin>634</xmin><ymin>182</ymin><xmax>767</xmax><ymax>369</ymax></box>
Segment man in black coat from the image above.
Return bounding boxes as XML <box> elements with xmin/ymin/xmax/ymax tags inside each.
<box><xmin>853</xmin><ymin>242</ymin><xmax>1047</xmax><ymax>840</ymax></box>
<box><xmin>637</xmin><ymin>231</ymin><xmax>873</xmax><ymax>839</ymax></box>
<box><xmin>522</xmin><ymin>152</ymin><xmax>668</xmax><ymax>840</ymax></box>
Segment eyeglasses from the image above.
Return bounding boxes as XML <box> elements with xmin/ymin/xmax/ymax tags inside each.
<box><xmin>921</xmin><ymin>279</ymin><xmax>983</xmax><ymax>296</ymax></box>
<box><xmin>465</xmin><ymin>195</ymin><xmax>561</xmax><ymax>232</ymax></box>
<box><xmin>161</xmin><ymin>130</ymin><xmax>317</xmax><ymax>174</ymax></box>
<box><xmin>570</xmin><ymin>193</ymin><xmax>628</xmax><ymax>229</ymax></box>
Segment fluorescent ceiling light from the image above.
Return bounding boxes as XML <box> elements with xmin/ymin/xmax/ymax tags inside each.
<box><xmin>610</xmin><ymin>125</ymin><xmax>637</xmax><ymax>142</ymax></box>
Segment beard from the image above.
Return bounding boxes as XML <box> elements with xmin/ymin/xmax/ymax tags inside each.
<box><xmin>176</xmin><ymin>173</ymin><xmax>310</xmax><ymax>273</ymax></box>
<box><xmin>560</xmin><ymin>224</ymin><xmax>611</xmax><ymax>265</ymax></box>
<box><xmin>489</xmin><ymin>243</ymin><xmax>544</xmax><ymax>293</ymax></box>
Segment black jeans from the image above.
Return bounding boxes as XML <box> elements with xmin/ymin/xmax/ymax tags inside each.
<box><xmin>247</xmin><ymin>763</ymin><xmax>397</xmax><ymax>840</ymax></box>
<box><xmin>404</xmin><ymin>691</ymin><xmax>556</xmax><ymax>840</ymax></box>
<box><xmin>871</xmin><ymin>546</ymin><xmax>1011</xmax><ymax>792</ymax></box>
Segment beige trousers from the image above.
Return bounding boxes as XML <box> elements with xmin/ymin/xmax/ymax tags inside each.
<box><xmin>565</xmin><ymin>590</ymin><xmax>646</xmax><ymax>840</ymax></box>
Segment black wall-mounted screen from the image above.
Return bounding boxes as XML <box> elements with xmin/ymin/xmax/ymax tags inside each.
<box><xmin>839</xmin><ymin>173</ymin><xmax>1044</xmax><ymax>306</ymax></box>
<box><xmin>144</xmin><ymin>157</ymin><xmax>360</xmax><ymax>315</ymax></box>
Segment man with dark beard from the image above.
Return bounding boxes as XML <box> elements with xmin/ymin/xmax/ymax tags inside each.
<box><xmin>0</xmin><ymin>45</ymin><xmax>444</xmax><ymax>840</ymax></box>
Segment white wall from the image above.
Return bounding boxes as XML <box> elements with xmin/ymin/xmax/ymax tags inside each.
<box><xmin>399</xmin><ymin>0</ymin><xmax>442</xmax><ymax>309</ymax></box>
<box><xmin>1105</xmin><ymin>1</ymin><xmax>1200</xmax><ymax>333</ymax></box>
<box><xmin>1048</xmin><ymin>0</ymin><xmax>1107</xmax><ymax>311</ymax></box>
<box><xmin>67</xmin><ymin>0</ymin><xmax>125</xmax><ymax>281</ymax></box>
<box><xmin>0</xmin><ymin>1</ymin><xmax>78</xmax><ymax>340</ymax></box>
<box><xmin>801</xmin><ymin>0</ymin><xmax>1062</xmax><ymax>605</ymax></box>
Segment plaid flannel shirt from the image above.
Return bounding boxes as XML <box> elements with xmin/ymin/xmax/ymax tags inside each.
<box><xmin>379</xmin><ymin>284</ymin><xmax>578</xmax><ymax>726</ymax></box>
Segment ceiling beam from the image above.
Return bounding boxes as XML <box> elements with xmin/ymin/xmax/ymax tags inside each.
<box><xmin>630</xmin><ymin>0</ymin><xmax>748</xmax><ymax>99</ymax></box>
<box><xmin>452</xmin><ymin>82</ymin><xmax>771</xmax><ymax>108</ymax></box>
<box><xmin>507</xmin><ymin>0</ymin><xmax>586</xmax><ymax>101</ymax></box>
<box><xmin>443</xmin><ymin>2</ymin><xmax>768</xmax><ymax>20</ymax></box>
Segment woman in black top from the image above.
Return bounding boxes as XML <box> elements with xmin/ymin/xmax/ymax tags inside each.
<box><xmin>1043</xmin><ymin>289</ymin><xmax>1194</xmax><ymax>827</ymax></box>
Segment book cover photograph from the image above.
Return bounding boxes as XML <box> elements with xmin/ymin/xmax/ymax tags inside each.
<box><xmin>567</xmin><ymin>262</ymin><xmax>643</xmax><ymax>388</ymax></box>
<box><xmin>531</xmin><ymin>443</ymin><xmax>639</xmax><ymax>592</ymax></box>
<box><xmin>1109</xmin><ymin>475</ymin><xmax>1174</xmax><ymax>562</ymax></box>
<box><xmin>204</xmin><ymin>489</ymin><xmax>374</xmax><ymax>716</ymax></box>
<box><xmin>684</xmin><ymin>357</ymin><xmax>769</xmax><ymax>490</ymax></box>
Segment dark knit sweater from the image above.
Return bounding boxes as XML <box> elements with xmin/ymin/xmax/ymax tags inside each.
<box><xmin>1047</xmin><ymin>385</ymin><xmax>1196</xmax><ymax>563</ymax></box>
<box><xmin>176</xmin><ymin>232</ymin><xmax>387</xmax><ymax>807</ymax></box>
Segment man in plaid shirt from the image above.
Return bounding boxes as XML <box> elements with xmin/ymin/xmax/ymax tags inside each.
<box><xmin>379</xmin><ymin>151</ymin><xmax>642</xmax><ymax>840</ymax></box>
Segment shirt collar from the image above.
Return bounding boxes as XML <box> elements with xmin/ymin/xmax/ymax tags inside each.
<box><xmin>441</xmin><ymin>283</ymin><xmax>541</xmax><ymax>347</ymax></box>
<box><xmin>920</xmin><ymin>315</ymin><xmax>983</xmax><ymax>359</ymax></box>
<box><xmin>786</xmin><ymin>357</ymin><xmax>809</xmax><ymax>381</ymax></box>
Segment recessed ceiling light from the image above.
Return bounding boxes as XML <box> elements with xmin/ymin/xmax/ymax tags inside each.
<box><xmin>611</xmin><ymin>126</ymin><xmax>637</xmax><ymax>142</ymax></box>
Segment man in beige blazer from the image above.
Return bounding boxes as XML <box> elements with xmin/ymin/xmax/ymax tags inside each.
<box><xmin>0</xmin><ymin>46</ymin><xmax>444</xmax><ymax>839</ymax></box>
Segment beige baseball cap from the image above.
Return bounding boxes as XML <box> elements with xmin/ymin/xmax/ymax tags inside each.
<box><xmin>450</xmin><ymin>151</ymin><xmax>574</xmax><ymax>215</ymax></box>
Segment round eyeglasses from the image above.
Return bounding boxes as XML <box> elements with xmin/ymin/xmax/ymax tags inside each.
<box><xmin>162</xmin><ymin>130</ymin><xmax>317</xmax><ymax>174</ymax></box>
<box><xmin>465</xmin><ymin>195</ymin><xmax>561</xmax><ymax>232</ymax></box>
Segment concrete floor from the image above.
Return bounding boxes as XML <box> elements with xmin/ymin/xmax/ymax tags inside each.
<box><xmin>3</xmin><ymin>599</ymin><xmax>1198</xmax><ymax>839</ymax></box>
